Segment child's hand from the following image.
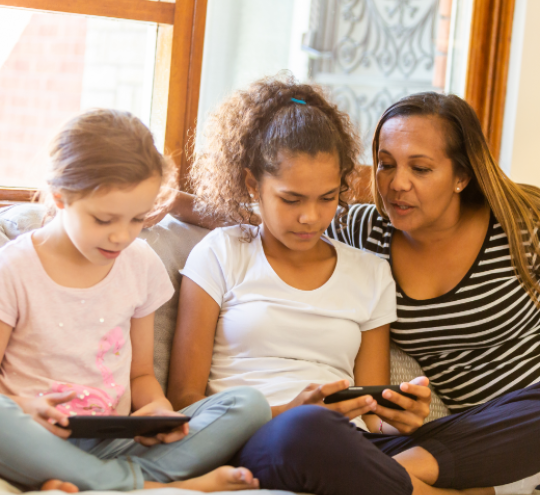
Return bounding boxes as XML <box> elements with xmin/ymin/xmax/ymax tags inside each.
<box><xmin>273</xmin><ymin>380</ymin><xmax>377</xmax><ymax>419</ymax></box>
<box><xmin>19</xmin><ymin>391</ymin><xmax>75</xmax><ymax>439</ymax></box>
<box><xmin>131</xmin><ymin>399</ymin><xmax>189</xmax><ymax>446</ymax></box>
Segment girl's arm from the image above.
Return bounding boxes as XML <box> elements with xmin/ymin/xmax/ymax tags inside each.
<box><xmin>130</xmin><ymin>312</ymin><xmax>189</xmax><ymax>445</ymax></box>
<box><xmin>353</xmin><ymin>323</ymin><xmax>390</xmax><ymax>433</ymax></box>
<box><xmin>130</xmin><ymin>312</ymin><xmax>172</xmax><ymax>411</ymax></box>
<box><xmin>167</xmin><ymin>278</ymin><xmax>221</xmax><ymax>410</ymax></box>
<box><xmin>0</xmin><ymin>320</ymin><xmax>74</xmax><ymax>438</ymax></box>
<box><xmin>353</xmin><ymin>323</ymin><xmax>431</xmax><ymax>434</ymax></box>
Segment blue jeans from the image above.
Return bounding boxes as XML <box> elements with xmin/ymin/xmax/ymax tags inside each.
<box><xmin>0</xmin><ymin>387</ymin><xmax>271</xmax><ymax>491</ymax></box>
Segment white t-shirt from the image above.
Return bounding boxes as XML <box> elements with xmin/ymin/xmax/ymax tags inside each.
<box><xmin>182</xmin><ymin>225</ymin><xmax>397</xmax><ymax>413</ymax></box>
<box><xmin>0</xmin><ymin>234</ymin><xmax>174</xmax><ymax>416</ymax></box>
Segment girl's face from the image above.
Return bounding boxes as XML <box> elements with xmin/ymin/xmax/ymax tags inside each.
<box><xmin>247</xmin><ymin>151</ymin><xmax>342</xmax><ymax>252</ymax></box>
<box><xmin>376</xmin><ymin>116</ymin><xmax>469</xmax><ymax>235</ymax></box>
<box><xmin>56</xmin><ymin>175</ymin><xmax>161</xmax><ymax>266</ymax></box>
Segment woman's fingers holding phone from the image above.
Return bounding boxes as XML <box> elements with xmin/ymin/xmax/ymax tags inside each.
<box><xmin>374</xmin><ymin>378</ymin><xmax>431</xmax><ymax>434</ymax></box>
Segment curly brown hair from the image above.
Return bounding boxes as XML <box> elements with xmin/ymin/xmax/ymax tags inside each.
<box><xmin>189</xmin><ymin>76</ymin><xmax>363</xmax><ymax>234</ymax></box>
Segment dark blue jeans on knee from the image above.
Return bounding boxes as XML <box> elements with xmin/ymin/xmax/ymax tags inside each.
<box><xmin>235</xmin><ymin>405</ymin><xmax>412</xmax><ymax>495</ymax></box>
<box><xmin>236</xmin><ymin>382</ymin><xmax>540</xmax><ymax>495</ymax></box>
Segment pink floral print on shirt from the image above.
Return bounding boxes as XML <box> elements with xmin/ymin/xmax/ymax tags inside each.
<box><xmin>47</xmin><ymin>326</ymin><xmax>127</xmax><ymax>416</ymax></box>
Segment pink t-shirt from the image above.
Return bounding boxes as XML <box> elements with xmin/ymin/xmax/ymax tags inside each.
<box><xmin>0</xmin><ymin>233</ymin><xmax>174</xmax><ymax>416</ymax></box>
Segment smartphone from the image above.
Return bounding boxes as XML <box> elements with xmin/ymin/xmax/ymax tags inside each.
<box><xmin>323</xmin><ymin>385</ymin><xmax>417</xmax><ymax>411</ymax></box>
<box><xmin>59</xmin><ymin>415</ymin><xmax>191</xmax><ymax>439</ymax></box>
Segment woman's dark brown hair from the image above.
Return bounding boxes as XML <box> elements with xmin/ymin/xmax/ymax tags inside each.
<box><xmin>189</xmin><ymin>75</ymin><xmax>363</xmax><ymax>236</ymax></box>
<box><xmin>372</xmin><ymin>92</ymin><xmax>540</xmax><ymax>306</ymax></box>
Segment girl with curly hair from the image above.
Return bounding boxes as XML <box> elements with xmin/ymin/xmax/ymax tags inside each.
<box><xmin>167</xmin><ymin>77</ymin><xmax>435</xmax><ymax>493</ymax></box>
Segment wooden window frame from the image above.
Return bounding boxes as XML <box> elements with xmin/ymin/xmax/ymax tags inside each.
<box><xmin>465</xmin><ymin>0</ymin><xmax>516</xmax><ymax>161</ymax></box>
<box><xmin>0</xmin><ymin>0</ymin><xmax>516</xmax><ymax>202</ymax></box>
<box><xmin>0</xmin><ymin>0</ymin><xmax>208</xmax><ymax>202</ymax></box>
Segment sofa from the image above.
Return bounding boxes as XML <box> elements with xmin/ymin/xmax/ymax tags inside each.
<box><xmin>0</xmin><ymin>202</ymin><xmax>453</xmax><ymax>495</ymax></box>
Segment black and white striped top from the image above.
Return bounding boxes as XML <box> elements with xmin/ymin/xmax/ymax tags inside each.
<box><xmin>328</xmin><ymin>203</ymin><xmax>540</xmax><ymax>412</ymax></box>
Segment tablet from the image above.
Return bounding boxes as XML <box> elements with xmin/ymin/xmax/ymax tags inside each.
<box><xmin>61</xmin><ymin>416</ymin><xmax>191</xmax><ymax>439</ymax></box>
<box><xmin>323</xmin><ymin>385</ymin><xmax>417</xmax><ymax>410</ymax></box>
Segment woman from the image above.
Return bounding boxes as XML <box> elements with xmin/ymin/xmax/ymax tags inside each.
<box><xmin>328</xmin><ymin>92</ymin><xmax>540</xmax><ymax>413</ymax></box>
<box><xmin>163</xmin><ymin>89</ymin><xmax>540</xmax><ymax>495</ymax></box>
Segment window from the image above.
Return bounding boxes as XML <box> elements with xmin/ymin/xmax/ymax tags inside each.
<box><xmin>197</xmin><ymin>0</ymin><xmax>514</xmax><ymax>164</ymax></box>
<box><xmin>0</xmin><ymin>0</ymin><xmax>515</xmax><ymax>202</ymax></box>
<box><xmin>0</xmin><ymin>0</ymin><xmax>207</xmax><ymax>202</ymax></box>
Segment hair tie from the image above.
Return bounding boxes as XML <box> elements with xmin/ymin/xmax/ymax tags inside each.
<box><xmin>291</xmin><ymin>97</ymin><xmax>306</xmax><ymax>105</ymax></box>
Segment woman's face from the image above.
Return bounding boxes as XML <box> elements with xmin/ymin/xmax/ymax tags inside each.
<box><xmin>247</xmin><ymin>151</ymin><xmax>342</xmax><ymax>252</ymax></box>
<box><xmin>376</xmin><ymin>115</ymin><xmax>468</xmax><ymax>235</ymax></box>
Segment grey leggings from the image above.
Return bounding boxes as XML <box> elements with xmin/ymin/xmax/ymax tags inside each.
<box><xmin>0</xmin><ymin>387</ymin><xmax>271</xmax><ymax>491</ymax></box>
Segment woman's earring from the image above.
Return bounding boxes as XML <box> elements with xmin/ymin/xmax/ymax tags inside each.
<box><xmin>456</xmin><ymin>187</ymin><xmax>461</xmax><ymax>192</ymax></box>
<box><xmin>249</xmin><ymin>193</ymin><xmax>255</xmax><ymax>199</ymax></box>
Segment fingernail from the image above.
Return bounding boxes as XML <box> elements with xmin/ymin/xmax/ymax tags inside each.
<box><xmin>365</xmin><ymin>397</ymin><xmax>373</xmax><ymax>404</ymax></box>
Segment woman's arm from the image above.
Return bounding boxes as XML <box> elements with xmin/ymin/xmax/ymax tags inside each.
<box><xmin>167</xmin><ymin>277</ymin><xmax>221</xmax><ymax>410</ymax></box>
<box><xmin>144</xmin><ymin>191</ymin><xmax>224</xmax><ymax>229</ymax></box>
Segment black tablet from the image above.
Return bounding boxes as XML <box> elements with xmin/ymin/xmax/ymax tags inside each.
<box><xmin>61</xmin><ymin>416</ymin><xmax>191</xmax><ymax>439</ymax></box>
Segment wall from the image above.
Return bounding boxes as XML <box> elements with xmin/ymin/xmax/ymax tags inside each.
<box><xmin>500</xmin><ymin>0</ymin><xmax>540</xmax><ymax>185</ymax></box>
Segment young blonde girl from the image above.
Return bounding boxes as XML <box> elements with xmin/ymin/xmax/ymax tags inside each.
<box><xmin>0</xmin><ymin>109</ymin><xmax>270</xmax><ymax>493</ymax></box>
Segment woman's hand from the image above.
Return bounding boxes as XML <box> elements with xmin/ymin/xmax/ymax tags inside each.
<box><xmin>372</xmin><ymin>376</ymin><xmax>431</xmax><ymax>435</ymax></box>
<box><xmin>17</xmin><ymin>391</ymin><xmax>75</xmax><ymax>439</ymax></box>
<box><xmin>272</xmin><ymin>380</ymin><xmax>377</xmax><ymax>419</ymax></box>
<box><xmin>131</xmin><ymin>398</ymin><xmax>189</xmax><ymax>446</ymax></box>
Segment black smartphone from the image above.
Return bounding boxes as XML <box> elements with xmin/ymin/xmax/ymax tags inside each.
<box><xmin>60</xmin><ymin>416</ymin><xmax>191</xmax><ymax>439</ymax></box>
<box><xmin>323</xmin><ymin>385</ymin><xmax>417</xmax><ymax>411</ymax></box>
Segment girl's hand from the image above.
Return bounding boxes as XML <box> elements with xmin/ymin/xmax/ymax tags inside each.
<box><xmin>372</xmin><ymin>377</ymin><xmax>431</xmax><ymax>435</ymax></box>
<box><xmin>131</xmin><ymin>399</ymin><xmax>189</xmax><ymax>446</ymax></box>
<box><xmin>273</xmin><ymin>380</ymin><xmax>377</xmax><ymax>420</ymax></box>
<box><xmin>18</xmin><ymin>391</ymin><xmax>75</xmax><ymax>439</ymax></box>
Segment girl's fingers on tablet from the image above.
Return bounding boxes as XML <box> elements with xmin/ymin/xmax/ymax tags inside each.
<box><xmin>158</xmin><ymin>429</ymin><xmax>188</xmax><ymax>444</ymax></box>
<box><xmin>134</xmin><ymin>436</ymin><xmax>161</xmax><ymax>446</ymax></box>
<box><xmin>36</xmin><ymin>417</ymin><xmax>72</xmax><ymax>439</ymax></box>
<box><xmin>43</xmin><ymin>406</ymin><xmax>70</xmax><ymax>427</ymax></box>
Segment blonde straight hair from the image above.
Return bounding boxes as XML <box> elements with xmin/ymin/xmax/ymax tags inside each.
<box><xmin>372</xmin><ymin>92</ymin><xmax>540</xmax><ymax>307</ymax></box>
<box><xmin>42</xmin><ymin>108</ymin><xmax>177</xmax><ymax>220</ymax></box>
